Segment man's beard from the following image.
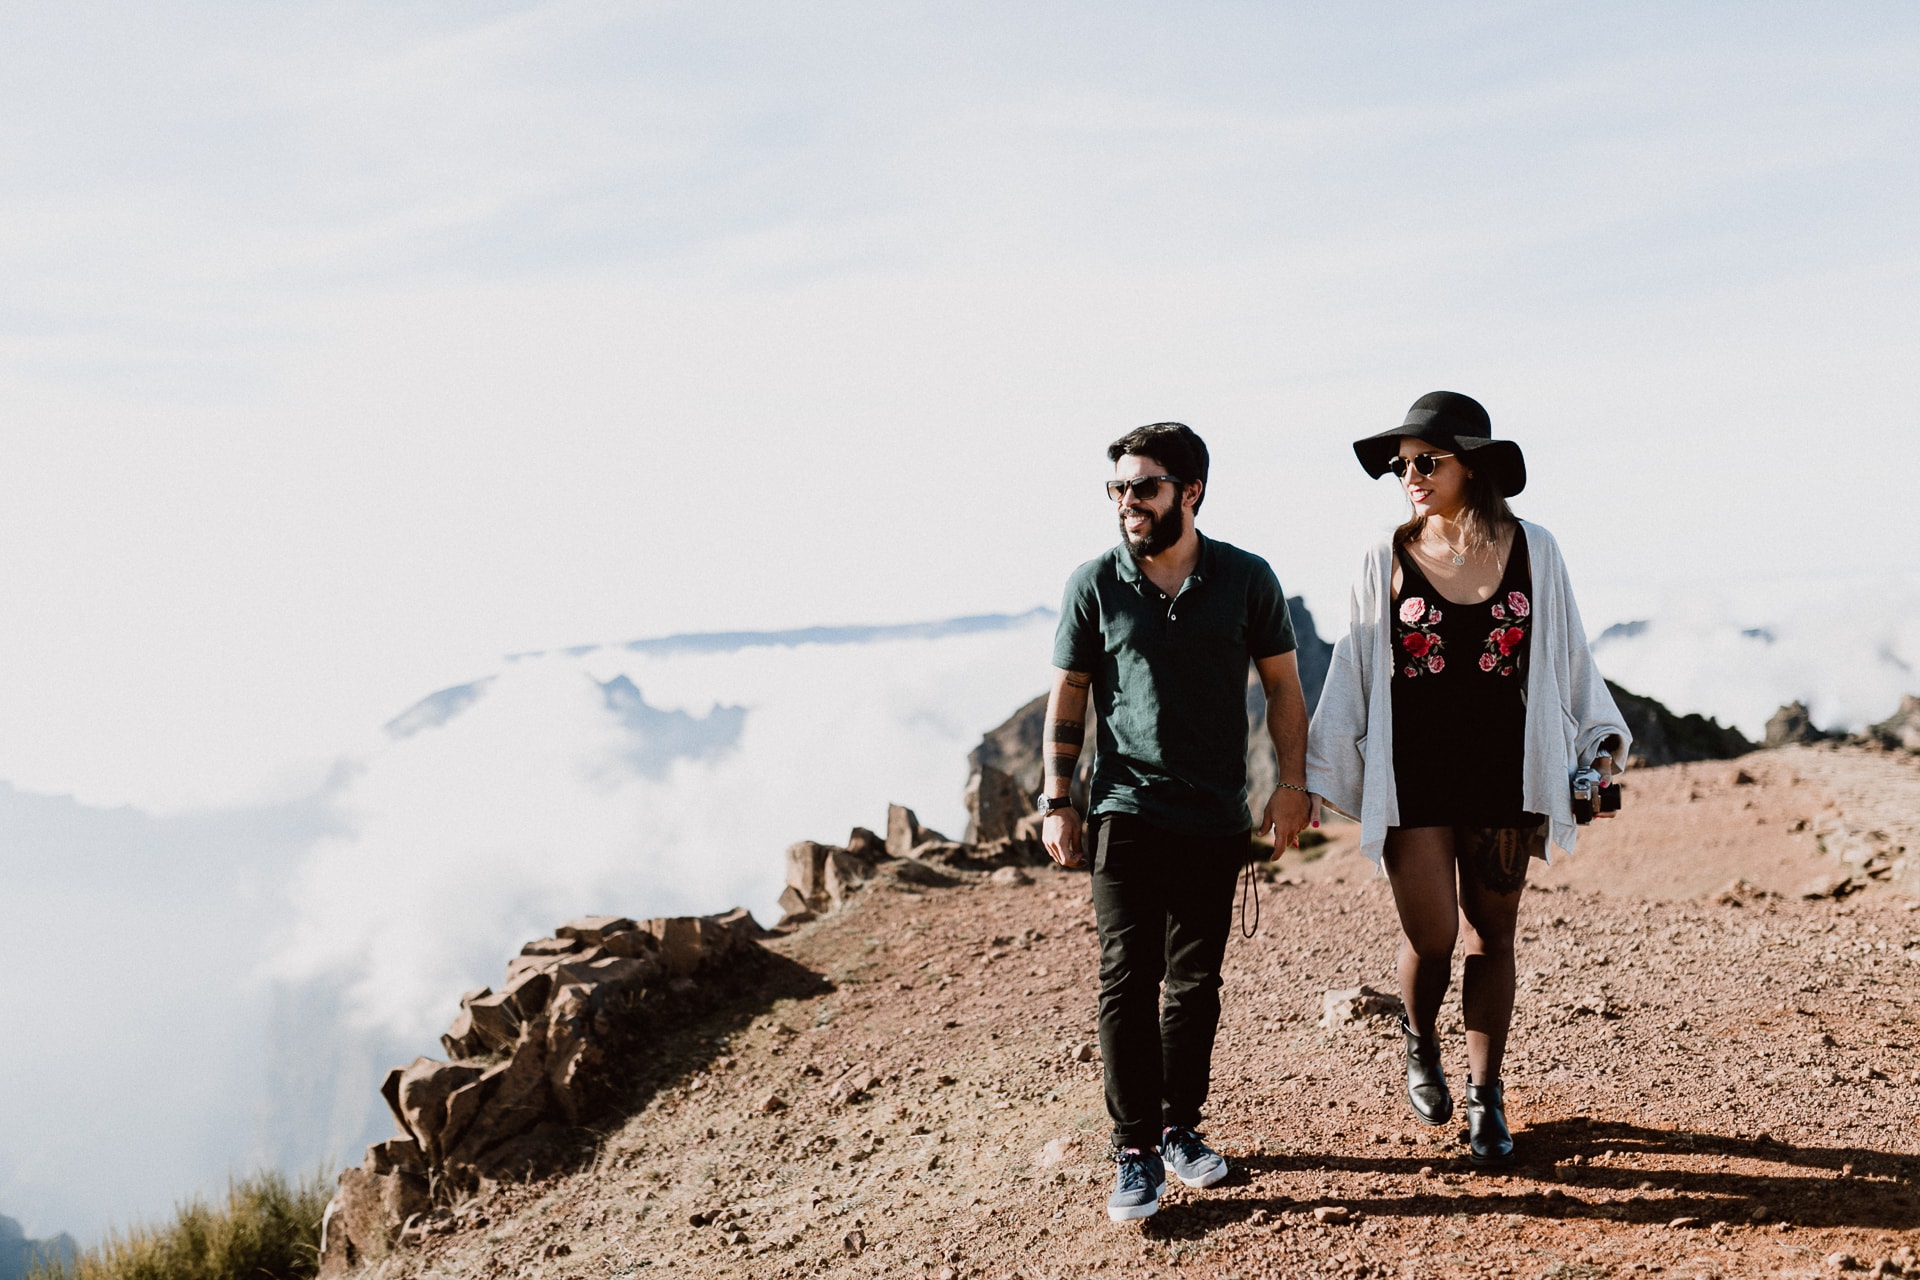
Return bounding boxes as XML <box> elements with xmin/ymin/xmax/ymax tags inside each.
<box><xmin>1121</xmin><ymin>502</ymin><xmax>1186</xmax><ymax>560</ymax></box>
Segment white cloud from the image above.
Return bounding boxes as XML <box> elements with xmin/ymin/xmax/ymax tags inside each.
<box><xmin>1590</xmin><ymin>571</ymin><xmax>1920</xmax><ymax>738</ymax></box>
<box><xmin>266</xmin><ymin>617</ymin><xmax>1054</xmax><ymax>1041</ymax></box>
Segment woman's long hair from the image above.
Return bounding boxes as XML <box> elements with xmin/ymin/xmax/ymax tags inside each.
<box><xmin>1393</xmin><ymin>457</ymin><xmax>1517</xmax><ymax>549</ymax></box>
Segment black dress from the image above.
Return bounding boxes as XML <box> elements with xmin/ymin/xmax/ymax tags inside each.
<box><xmin>1390</xmin><ymin>533</ymin><xmax>1538</xmax><ymax>829</ymax></box>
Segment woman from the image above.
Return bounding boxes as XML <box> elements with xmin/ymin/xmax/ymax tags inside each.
<box><xmin>1306</xmin><ymin>390</ymin><xmax>1629</xmax><ymax>1164</ymax></box>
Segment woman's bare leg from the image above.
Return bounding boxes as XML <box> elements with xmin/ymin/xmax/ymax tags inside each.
<box><xmin>1382</xmin><ymin>827</ymin><xmax>1459</xmax><ymax>1039</ymax></box>
<box><xmin>1457</xmin><ymin>855</ymin><xmax>1527</xmax><ymax>1085</ymax></box>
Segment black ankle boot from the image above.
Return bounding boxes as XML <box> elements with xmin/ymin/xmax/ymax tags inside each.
<box><xmin>1399</xmin><ymin>1012</ymin><xmax>1452</xmax><ymax>1126</ymax></box>
<box><xmin>1466</xmin><ymin>1079</ymin><xmax>1512</xmax><ymax>1165</ymax></box>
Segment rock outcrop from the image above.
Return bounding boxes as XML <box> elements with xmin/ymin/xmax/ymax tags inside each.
<box><xmin>1604</xmin><ymin>680</ymin><xmax>1753</xmax><ymax>766</ymax></box>
<box><xmin>780</xmin><ymin>829</ymin><xmax>893</xmax><ymax>923</ymax></box>
<box><xmin>774</xmin><ymin>804</ymin><xmax>1044</xmax><ymax>927</ymax></box>
<box><xmin>319</xmin><ymin>908</ymin><xmax>767</xmax><ymax>1276</ymax></box>
<box><xmin>962</xmin><ymin>759</ymin><xmax>1041</xmax><ymax>846</ymax></box>
<box><xmin>1766</xmin><ymin>700</ymin><xmax>1834</xmax><ymax>748</ymax></box>
<box><xmin>1866</xmin><ymin>694</ymin><xmax>1920</xmax><ymax>753</ymax></box>
<box><xmin>964</xmin><ymin>694</ymin><xmax>1096</xmax><ymax>844</ymax></box>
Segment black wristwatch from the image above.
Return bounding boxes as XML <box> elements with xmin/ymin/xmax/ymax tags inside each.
<box><xmin>1036</xmin><ymin>794</ymin><xmax>1076</xmax><ymax>815</ymax></box>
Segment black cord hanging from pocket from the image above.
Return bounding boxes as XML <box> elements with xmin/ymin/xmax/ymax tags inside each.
<box><xmin>1239</xmin><ymin>857</ymin><xmax>1260</xmax><ymax>938</ymax></box>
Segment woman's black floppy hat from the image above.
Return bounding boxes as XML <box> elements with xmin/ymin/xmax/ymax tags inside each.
<box><xmin>1352</xmin><ymin>390</ymin><xmax>1527</xmax><ymax>497</ymax></box>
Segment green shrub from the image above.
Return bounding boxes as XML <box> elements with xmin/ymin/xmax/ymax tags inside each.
<box><xmin>33</xmin><ymin>1172</ymin><xmax>332</xmax><ymax>1280</ymax></box>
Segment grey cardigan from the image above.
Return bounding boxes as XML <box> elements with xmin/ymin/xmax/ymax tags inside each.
<box><xmin>1305</xmin><ymin>521</ymin><xmax>1630</xmax><ymax>867</ymax></box>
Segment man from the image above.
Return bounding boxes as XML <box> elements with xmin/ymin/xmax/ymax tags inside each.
<box><xmin>1042</xmin><ymin>422</ymin><xmax>1314</xmax><ymax>1223</ymax></box>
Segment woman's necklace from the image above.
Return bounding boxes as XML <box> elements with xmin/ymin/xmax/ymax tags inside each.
<box><xmin>1425</xmin><ymin>529</ymin><xmax>1472</xmax><ymax>566</ymax></box>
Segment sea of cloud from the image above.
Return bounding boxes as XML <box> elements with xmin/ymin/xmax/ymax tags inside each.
<box><xmin>268</xmin><ymin>616</ymin><xmax>1057</xmax><ymax>1046</ymax></box>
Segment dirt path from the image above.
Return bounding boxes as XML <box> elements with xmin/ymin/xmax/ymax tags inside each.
<box><xmin>374</xmin><ymin>751</ymin><xmax>1920</xmax><ymax>1280</ymax></box>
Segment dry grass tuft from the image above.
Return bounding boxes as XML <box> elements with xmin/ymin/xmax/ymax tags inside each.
<box><xmin>33</xmin><ymin>1172</ymin><xmax>332</xmax><ymax>1280</ymax></box>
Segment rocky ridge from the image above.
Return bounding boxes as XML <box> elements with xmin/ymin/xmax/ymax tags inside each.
<box><xmin>320</xmin><ymin>909</ymin><xmax>778</xmax><ymax>1274</ymax></box>
<box><xmin>321</xmin><ymin>718</ymin><xmax>1920</xmax><ymax>1279</ymax></box>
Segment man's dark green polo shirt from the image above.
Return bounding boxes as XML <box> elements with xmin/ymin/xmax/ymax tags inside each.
<box><xmin>1052</xmin><ymin>533</ymin><xmax>1296</xmax><ymax>837</ymax></box>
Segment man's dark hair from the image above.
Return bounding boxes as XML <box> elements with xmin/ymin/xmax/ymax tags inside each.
<box><xmin>1107</xmin><ymin>422</ymin><xmax>1210</xmax><ymax>511</ymax></box>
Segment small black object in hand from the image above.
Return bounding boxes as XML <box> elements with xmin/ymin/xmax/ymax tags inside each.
<box><xmin>1570</xmin><ymin>768</ymin><xmax>1624</xmax><ymax>824</ymax></box>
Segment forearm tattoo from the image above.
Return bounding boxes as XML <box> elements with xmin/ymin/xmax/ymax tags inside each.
<box><xmin>1045</xmin><ymin>675</ymin><xmax>1089</xmax><ymax>787</ymax></box>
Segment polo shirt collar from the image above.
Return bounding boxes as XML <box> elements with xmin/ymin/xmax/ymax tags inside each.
<box><xmin>1113</xmin><ymin>531</ymin><xmax>1214</xmax><ymax>592</ymax></box>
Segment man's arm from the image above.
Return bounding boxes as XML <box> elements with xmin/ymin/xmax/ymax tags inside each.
<box><xmin>1041</xmin><ymin>667</ymin><xmax>1092</xmax><ymax>868</ymax></box>
<box><xmin>1253</xmin><ymin>651</ymin><xmax>1318</xmax><ymax>853</ymax></box>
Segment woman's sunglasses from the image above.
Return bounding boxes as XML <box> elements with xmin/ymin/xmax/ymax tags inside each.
<box><xmin>1105</xmin><ymin>475</ymin><xmax>1183</xmax><ymax>502</ymax></box>
<box><xmin>1385</xmin><ymin>452</ymin><xmax>1455</xmax><ymax>479</ymax></box>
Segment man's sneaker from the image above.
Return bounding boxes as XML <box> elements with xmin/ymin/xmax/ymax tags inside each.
<box><xmin>1106</xmin><ymin>1148</ymin><xmax>1165</xmax><ymax>1222</ymax></box>
<box><xmin>1160</xmin><ymin>1126</ymin><xmax>1229</xmax><ymax>1188</ymax></box>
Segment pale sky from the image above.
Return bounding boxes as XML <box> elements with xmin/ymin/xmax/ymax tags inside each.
<box><xmin>3</xmin><ymin>2</ymin><xmax>1915</xmax><ymax>803</ymax></box>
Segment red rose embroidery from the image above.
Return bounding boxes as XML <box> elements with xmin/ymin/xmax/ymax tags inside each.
<box><xmin>1395</xmin><ymin>591</ymin><xmax>1448</xmax><ymax>679</ymax></box>
<box><xmin>1508</xmin><ymin>592</ymin><xmax>1530</xmax><ymax>618</ymax></box>
<box><xmin>1497</xmin><ymin>626</ymin><xmax>1525</xmax><ymax>655</ymax></box>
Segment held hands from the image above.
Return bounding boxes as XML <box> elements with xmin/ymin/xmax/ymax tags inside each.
<box><xmin>1043</xmin><ymin>808</ymin><xmax>1086</xmax><ymax>869</ymax></box>
<box><xmin>1257</xmin><ymin>786</ymin><xmax>1320</xmax><ymax>857</ymax></box>
<box><xmin>1047</xmin><ymin>785</ymin><xmax>1326</xmax><ymax>866</ymax></box>
<box><xmin>1596</xmin><ymin>737</ymin><xmax>1624</xmax><ymax>781</ymax></box>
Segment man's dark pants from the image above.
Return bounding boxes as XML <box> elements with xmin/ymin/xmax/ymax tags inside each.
<box><xmin>1090</xmin><ymin>811</ymin><xmax>1250</xmax><ymax>1153</ymax></box>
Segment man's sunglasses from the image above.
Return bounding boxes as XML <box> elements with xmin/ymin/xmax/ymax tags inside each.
<box><xmin>1105</xmin><ymin>475</ymin><xmax>1184</xmax><ymax>502</ymax></box>
<box><xmin>1385</xmin><ymin>452</ymin><xmax>1455</xmax><ymax>479</ymax></box>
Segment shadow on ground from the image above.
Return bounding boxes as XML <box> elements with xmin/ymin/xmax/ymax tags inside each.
<box><xmin>1141</xmin><ymin>1120</ymin><xmax>1920</xmax><ymax>1240</ymax></box>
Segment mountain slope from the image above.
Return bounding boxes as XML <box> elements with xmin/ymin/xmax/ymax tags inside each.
<box><xmin>362</xmin><ymin>747</ymin><xmax>1920</xmax><ymax>1280</ymax></box>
